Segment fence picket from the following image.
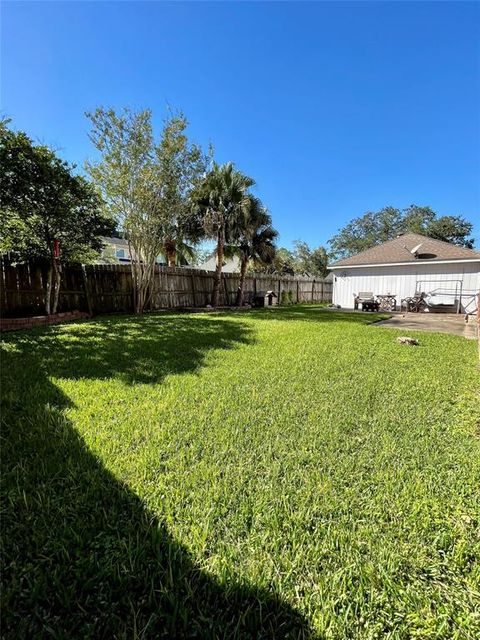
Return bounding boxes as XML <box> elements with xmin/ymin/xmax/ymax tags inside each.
<box><xmin>0</xmin><ymin>259</ymin><xmax>333</xmax><ymax>317</ymax></box>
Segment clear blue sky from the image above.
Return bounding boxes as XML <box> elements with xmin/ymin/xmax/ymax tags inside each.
<box><xmin>2</xmin><ymin>1</ymin><xmax>479</xmax><ymax>247</ymax></box>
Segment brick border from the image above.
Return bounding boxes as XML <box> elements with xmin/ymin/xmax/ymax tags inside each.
<box><xmin>0</xmin><ymin>311</ymin><xmax>90</xmax><ymax>332</ymax></box>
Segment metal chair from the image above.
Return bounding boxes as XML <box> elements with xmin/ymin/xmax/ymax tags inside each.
<box><xmin>401</xmin><ymin>292</ymin><xmax>427</xmax><ymax>313</ymax></box>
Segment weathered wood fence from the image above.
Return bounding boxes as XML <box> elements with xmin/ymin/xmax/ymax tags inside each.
<box><xmin>0</xmin><ymin>261</ymin><xmax>333</xmax><ymax>318</ymax></box>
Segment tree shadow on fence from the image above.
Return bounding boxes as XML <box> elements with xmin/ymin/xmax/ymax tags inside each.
<box><xmin>0</xmin><ymin>319</ymin><xmax>314</xmax><ymax>639</ymax></box>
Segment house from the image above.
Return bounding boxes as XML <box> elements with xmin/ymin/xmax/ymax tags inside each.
<box><xmin>328</xmin><ymin>233</ymin><xmax>480</xmax><ymax>314</ymax></box>
<box><xmin>99</xmin><ymin>237</ymin><xmax>167</xmax><ymax>265</ymax></box>
<box><xmin>194</xmin><ymin>253</ymin><xmax>241</xmax><ymax>273</ymax></box>
<box><xmin>100</xmin><ymin>237</ymin><xmax>132</xmax><ymax>263</ymax></box>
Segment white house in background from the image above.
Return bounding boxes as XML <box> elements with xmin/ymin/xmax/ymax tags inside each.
<box><xmin>328</xmin><ymin>233</ymin><xmax>480</xmax><ymax>314</ymax></box>
<box><xmin>194</xmin><ymin>253</ymin><xmax>241</xmax><ymax>273</ymax></box>
<box><xmin>100</xmin><ymin>237</ymin><xmax>132</xmax><ymax>262</ymax></box>
<box><xmin>99</xmin><ymin>237</ymin><xmax>167</xmax><ymax>265</ymax></box>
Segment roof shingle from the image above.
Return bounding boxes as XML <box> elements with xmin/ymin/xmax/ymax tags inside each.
<box><xmin>330</xmin><ymin>233</ymin><xmax>480</xmax><ymax>267</ymax></box>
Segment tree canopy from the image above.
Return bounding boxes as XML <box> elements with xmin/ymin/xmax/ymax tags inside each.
<box><xmin>0</xmin><ymin>120</ymin><xmax>113</xmax><ymax>313</ymax></box>
<box><xmin>86</xmin><ymin>107</ymin><xmax>209</xmax><ymax>312</ymax></box>
<box><xmin>255</xmin><ymin>242</ymin><xmax>329</xmax><ymax>277</ymax></box>
<box><xmin>190</xmin><ymin>162</ymin><xmax>255</xmax><ymax>306</ymax></box>
<box><xmin>292</xmin><ymin>241</ymin><xmax>329</xmax><ymax>278</ymax></box>
<box><xmin>226</xmin><ymin>195</ymin><xmax>277</xmax><ymax>305</ymax></box>
<box><xmin>329</xmin><ymin>205</ymin><xmax>474</xmax><ymax>259</ymax></box>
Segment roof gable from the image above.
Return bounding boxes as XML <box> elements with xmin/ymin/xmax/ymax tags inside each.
<box><xmin>102</xmin><ymin>236</ymin><xmax>129</xmax><ymax>247</ymax></box>
<box><xmin>330</xmin><ymin>233</ymin><xmax>480</xmax><ymax>267</ymax></box>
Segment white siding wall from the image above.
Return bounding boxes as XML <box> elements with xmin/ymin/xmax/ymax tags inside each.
<box><xmin>332</xmin><ymin>262</ymin><xmax>479</xmax><ymax>312</ymax></box>
<box><xmin>197</xmin><ymin>255</ymin><xmax>241</xmax><ymax>273</ymax></box>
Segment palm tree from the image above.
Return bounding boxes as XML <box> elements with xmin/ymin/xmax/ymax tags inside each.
<box><xmin>191</xmin><ymin>162</ymin><xmax>254</xmax><ymax>306</ymax></box>
<box><xmin>163</xmin><ymin>236</ymin><xmax>198</xmax><ymax>267</ymax></box>
<box><xmin>162</xmin><ymin>203</ymin><xmax>206</xmax><ymax>266</ymax></box>
<box><xmin>227</xmin><ymin>196</ymin><xmax>278</xmax><ymax>306</ymax></box>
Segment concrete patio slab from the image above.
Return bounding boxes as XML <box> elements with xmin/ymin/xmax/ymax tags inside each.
<box><xmin>375</xmin><ymin>312</ymin><xmax>477</xmax><ymax>340</ymax></box>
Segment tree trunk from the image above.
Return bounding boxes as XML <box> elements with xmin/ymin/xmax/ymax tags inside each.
<box><xmin>134</xmin><ymin>253</ymin><xmax>157</xmax><ymax>314</ymax></box>
<box><xmin>130</xmin><ymin>240</ymin><xmax>161</xmax><ymax>314</ymax></box>
<box><xmin>45</xmin><ymin>265</ymin><xmax>53</xmax><ymax>315</ymax></box>
<box><xmin>136</xmin><ymin>270</ymin><xmax>148</xmax><ymax>314</ymax></box>
<box><xmin>236</xmin><ymin>256</ymin><xmax>248</xmax><ymax>306</ymax></box>
<box><xmin>128</xmin><ymin>240</ymin><xmax>138</xmax><ymax>314</ymax></box>
<box><xmin>52</xmin><ymin>260</ymin><xmax>62</xmax><ymax>315</ymax></box>
<box><xmin>144</xmin><ymin>259</ymin><xmax>157</xmax><ymax>311</ymax></box>
<box><xmin>211</xmin><ymin>229</ymin><xmax>224</xmax><ymax>307</ymax></box>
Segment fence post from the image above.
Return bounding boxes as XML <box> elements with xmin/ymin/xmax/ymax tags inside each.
<box><xmin>82</xmin><ymin>265</ymin><xmax>93</xmax><ymax>316</ymax></box>
<box><xmin>297</xmin><ymin>280</ymin><xmax>300</xmax><ymax>303</ymax></box>
<box><xmin>191</xmin><ymin>272</ymin><xmax>196</xmax><ymax>307</ymax></box>
<box><xmin>223</xmin><ymin>273</ymin><xmax>229</xmax><ymax>306</ymax></box>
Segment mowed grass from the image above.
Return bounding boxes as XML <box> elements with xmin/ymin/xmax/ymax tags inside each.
<box><xmin>1</xmin><ymin>306</ymin><xmax>479</xmax><ymax>639</ymax></box>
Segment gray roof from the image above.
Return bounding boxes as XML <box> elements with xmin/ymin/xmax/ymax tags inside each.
<box><xmin>330</xmin><ymin>233</ymin><xmax>480</xmax><ymax>267</ymax></box>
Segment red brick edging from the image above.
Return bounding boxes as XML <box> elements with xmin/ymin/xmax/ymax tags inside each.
<box><xmin>0</xmin><ymin>311</ymin><xmax>90</xmax><ymax>332</ymax></box>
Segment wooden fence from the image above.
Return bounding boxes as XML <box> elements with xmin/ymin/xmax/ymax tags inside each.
<box><xmin>0</xmin><ymin>261</ymin><xmax>332</xmax><ymax>318</ymax></box>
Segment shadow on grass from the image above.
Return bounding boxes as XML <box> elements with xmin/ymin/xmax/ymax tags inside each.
<box><xmin>1</xmin><ymin>317</ymin><xmax>313</xmax><ymax>639</ymax></box>
<box><xmin>3</xmin><ymin>313</ymin><xmax>255</xmax><ymax>385</ymax></box>
<box><xmin>250</xmin><ymin>305</ymin><xmax>389</xmax><ymax>325</ymax></box>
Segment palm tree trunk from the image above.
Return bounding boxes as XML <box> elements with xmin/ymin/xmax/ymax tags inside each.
<box><xmin>236</xmin><ymin>255</ymin><xmax>248</xmax><ymax>306</ymax></box>
<box><xmin>211</xmin><ymin>229</ymin><xmax>224</xmax><ymax>307</ymax></box>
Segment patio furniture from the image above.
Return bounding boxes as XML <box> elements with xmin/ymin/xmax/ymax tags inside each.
<box><xmin>376</xmin><ymin>294</ymin><xmax>397</xmax><ymax>312</ymax></box>
<box><xmin>401</xmin><ymin>292</ymin><xmax>427</xmax><ymax>313</ymax></box>
<box><xmin>362</xmin><ymin>299</ymin><xmax>380</xmax><ymax>312</ymax></box>
<box><xmin>354</xmin><ymin>292</ymin><xmax>379</xmax><ymax>311</ymax></box>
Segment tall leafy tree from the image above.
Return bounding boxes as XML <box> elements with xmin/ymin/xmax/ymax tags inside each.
<box><xmin>292</xmin><ymin>241</ymin><xmax>329</xmax><ymax>277</ymax></box>
<box><xmin>329</xmin><ymin>205</ymin><xmax>474</xmax><ymax>258</ymax></box>
<box><xmin>191</xmin><ymin>162</ymin><xmax>254</xmax><ymax>307</ymax></box>
<box><xmin>270</xmin><ymin>248</ymin><xmax>296</xmax><ymax>275</ymax></box>
<box><xmin>418</xmin><ymin>213</ymin><xmax>473</xmax><ymax>247</ymax></box>
<box><xmin>253</xmin><ymin>247</ymin><xmax>295</xmax><ymax>275</ymax></box>
<box><xmin>154</xmin><ymin>115</ymin><xmax>211</xmax><ymax>266</ymax></box>
<box><xmin>86</xmin><ymin>107</ymin><xmax>208</xmax><ymax>313</ymax></box>
<box><xmin>400</xmin><ymin>205</ymin><xmax>436</xmax><ymax>235</ymax></box>
<box><xmin>226</xmin><ymin>196</ymin><xmax>277</xmax><ymax>306</ymax></box>
<box><xmin>0</xmin><ymin>121</ymin><xmax>113</xmax><ymax>314</ymax></box>
<box><xmin>254</xmin><ymin>243</ymin><xmax>328</xmax><ymax>277</ymax></box>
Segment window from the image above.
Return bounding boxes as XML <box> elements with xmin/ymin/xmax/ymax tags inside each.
<box><xmin>116</xmin><ymin>248</ymin><xmax>126</xmax><ymax>259</ymax></box>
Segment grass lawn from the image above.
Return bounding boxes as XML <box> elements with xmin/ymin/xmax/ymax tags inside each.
<box><xmin>1</xmin><ymin>305</ymin><xmax>479</xmax><ymax>639</ymax></box>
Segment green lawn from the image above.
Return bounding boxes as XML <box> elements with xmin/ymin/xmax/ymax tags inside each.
<box><xmin>1</xmin><ymin>306</ymin><xmax>479</xmax><ymax>639</ymax></box>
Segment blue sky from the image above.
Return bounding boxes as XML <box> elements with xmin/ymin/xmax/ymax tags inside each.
<box><xmin>2</xmin><ymin>1</ymin><xmax>479</xmax><ymax>248</ymax></box>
